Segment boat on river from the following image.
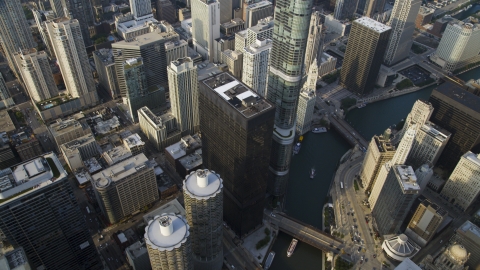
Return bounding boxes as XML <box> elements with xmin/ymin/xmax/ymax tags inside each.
<box><xmin>357</xmin><ymin>103</ymin><xmax>367</xmax><ymax>108</ymax></box>
<box><xmin>265</xmin><ymin>251</ymin><xmax>275</xmax><ymax>269</ymax></box>
<box><xmin>287</xmin><ymin>239</ymin><xmax>298</xmax><ymax>257</ymax></box>
<box><xmin>310</xmin><ymin>168</ymin><xmax>316</xmax><ymax>179</ymax></box>
<box><xmin>312</xmin><ymin>127</ymin><xmax>327</xmax><ymax>133</ymax></box>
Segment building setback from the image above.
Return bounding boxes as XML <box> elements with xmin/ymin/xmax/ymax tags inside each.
<box><xmin>406</xmin><ymin>122</ymin><xmax>450</xmax><ymax>170</ymax></box>
<box><xmin>405</xmin><ymin>200</ymin><xmax>447</xmax><ymax>247</ymax></box>
<box><xmin>199</xmin><ymin>72</ymin><xmax>275</xmax><ymax>236</ymax></box>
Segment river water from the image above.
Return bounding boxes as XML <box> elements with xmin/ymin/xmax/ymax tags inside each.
<box><xmin>268</xmin><ymin>67</ymin><xmax>480</xmax><ymax>270</ymax></box>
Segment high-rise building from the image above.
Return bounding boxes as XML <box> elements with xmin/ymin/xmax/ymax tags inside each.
<box><xmin>242</xmin><ymin>39</ymin><xmax>272</xmax><ymax>97</ymax></box>
<box><xmin>244</xmin><ymin>1</ymin><xmax>273</xmax><ymax>28</ymax></box>
<box><xmin>334</xmin><ymin>0</ymin><xmax>359</xmax><ymax>20</ymax></box>
<box><xmin>0</xmin><ymin>71</ymin><xmax>13</xmax><ymax>109</ymax></box>
<box><xmin>138</xmin><ymin>107</ymin><xmax>181</xmax><ymax>151</ymax></box>
<box><xmin>363</xmin><ymin>0</ymin><xmax>387</xmax><ymax>17</ymax></box>
<box><xmin>407</xmin><ymin>122</ymin><xmax>450</xmax><ymax>170</ymax></box>
<box><xmin>219</xmin><ymin>0</ymin><xmax>233</xmax><ymax>24</ymax></box>
<box><xmin>50</xmin><ymin>0</ymin><xmax>67</xmax><ymax>18</ymax></box>
<box><xmin>0</xmin><ymin>132</ymin><xmax>17</xmax><ymax>169</ymax></box>
<box><xmin>0</xmin><ymin>153</ymin><xmax>102</xmax><ymax>269</ymax></box>
<box><xmin>183</xmin><ymin>169</ymin><xmax>223</xmax><ymax>269</ymax></box>
<box><xmin>395</xmin><ymin>99</ymin><xmax>434</xmax><ymax>144</ymax></box>
<box><xmin>199</xmin><ymin>72</ymin><xmax>275</xmax><ymax>236</ymax></box>
<box><xmin>416</xmin><ymin>7</ymin><xmax>435</xmax><ymax>29</ymax></box>
<box><xmin>431</xmin><ymin>18</ymin><xmax>480</xmax><ymax>72</ymax></box>
<box><xmin>0</xmin><ymin>247</ymin><xmax>31</xmax><ymax>270</ymax></box>
<box><xmin>304</xmin><ymin>11</ymin><xmax>324</xmax><ymax>75</ymax></box>
<box><xmin>414</xmin><ymin>164</ymin><xmax>433</xmax><ymax>192</ymax></box>
<box><xmin>125</xmin><ymin>241</ymin><xmax>152</xmax><ymax>270</ymax></box>
<box><xmin>14</xmin><ymin>49</ymin><xmax>58</xmax><ymax>103</ymax></box>
<box><xmin>339</xmin><ymin>17</ymin><xmax>391</xmax><ymax>96</ymax></box>
<box><xmin>451</xmin><ymin>221</ymin><xmax>480</xmax><ymax>269</ymax></box>
<box><xmin>92</xmin><ymin>153</ymin><xmax>158</xmax><ymax>224</ymax></box>
<box><xmin>234</xmin><ymin>30</ymin><xmax>248</xmax><ymax>52</ymax></box>
<box><xmin>165</xmin><ymin>40</ymin><xmax>188</xmax><ymax>66</ymax></box>
<box><xmin>144</xmin><ymin>214</ymin><xmax>193</xmax><ymax>270</ymax></box>
<box><xmin>266</xmin><ymin>0</ymin><xmax>313</xmax><ymax>196</ymax></box>
<box><xmin>371</xmin><ymin>165</ymin><xmax>420</xmax><ymax>235</ymax></box>
<box><xmin>46</xmin><ymin>18</ymin><xmax>97</xmax><ymax>102</ymax></box>
<box><xmin>93</xmin><ymin>48</ymin><xmax>120</xmax><ymax>98</ymax></box>
<box><xmin>246</xmin><ymin>16</ymin><xmax>274</xmax><ymax>46</ymax></box>
<box><xmin>32</xmin><ymin>9</ymin><xmax>53</xmax><ymax>56</ymax></box>
<box><xmin>222</xmin><ymin>50</ymin><xmax>243</xmax><ymax>79</ymax></box>
<box><xmin>112</xmin><ymin>27</ymin><xmax>179</xmax><ymax>97</ymax></box>
<box><xmin>14</xmin><ymin>137</ymin><xmax>44</xmax><ymax>161</ymax></box>
<box><xmin>440</xmin><ymin>151</ymin><xmax>480</xmax><ymax>211</ymax></box>
<box><xmin>383</xmin><ymin>0</ymin><xmax>421</xmax><ymax>66</ymax></box>
<box><xmin>0</xmin><ymin>0</ymin><xmax>36</xmax><ymax>77</ymax></box>
<box><xmin>65</xmin><ymin>0</ymin><xmax>95</xmax><ymax>46</ymax></box>
<box><xmin>428</xmin><ymin>83</ymin><xmax>480</xmax><ymax>172</ymax></box>
<box><xmin>49</xmin><ymin>118</ymin><xmax>92</xmax><ymax>149</ymax></box>
<box><xmin>191</xmin><ymin>0</ymin><xmax>220</xmax><ymax>61</ymax></box>
<box><xmin>360</xmin><ymin>135</ymin><xmax>396</xmax><ymax>192</ymax></box>
<box><xmin>168</xmin><ymin>57</ymin><xmax>199</xmax><ymax>135</ymax></box>
<box><xmin>156</xmin><ymin>0</ymin><xmax>177</xmax><ymax>24</ymax></box>
<box><xmin>130</xmin><ymin>0</ymin><xmax>153</xmax><ymax>18</ymax></box>
<box><xmin>405</xmin><ymin>200</ymin><xmax>447</xmax><ymax>247</ymax></box>
<box><xmin>296</xmin><ymin>89</ymin><xmax>316</xmax><ymax>135</ymax></box>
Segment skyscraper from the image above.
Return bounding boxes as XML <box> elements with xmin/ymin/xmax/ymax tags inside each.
<box><xmin>199</xmin><ymin>72</ymin><xmax>275</xmax><ymax>236</ymax></box>
<box><xmin>244</xmin><ymin>1</ymin><xmax>273</xmax><ymax>28</ymax></box>
<box><xmin>266</xmin><ymin>0</ymin><xmax>314</xmax><ymax>196</ymax></box>
<box><xmin>138</xmin><ymin>106</ymin><xmax>180</xmax><ymax>151</ymax></box>
<box><xmin>46</xmin><ymin>18</ymin><xmax>97</xmax><ymax>100</ymax></box>
<box><xmin>183</xmin><ymin>169</ymin><xmax>223</xmax><ymax>269</ymax></box>
<box><xmin>0</xmin><ymin>74</ymin><xmax>13</xmax><ymax>109</ymax></box>
<box><xmin>191</xmin><ymin>0</ymin><xmax>220</xmax><ymax>61</ymax></box>
<box><xmin>165</xmin><ymin>40</ymin><xmax>188</xmax><ymax>65</ymax></box>
<box><xmin>428</xmin><ymin>83</ymin><xmax>480</xmax><ymax>172</ymax></box>
<box><xmin>0</xmin><ymin>0</ymin><xmax>36</xmax><ymax>76</ymax></box>
<box><xmin>370</xmin><ymin>165</ymin><xmax>420</xmax><ymax>235</ymax></box>
<box><xmin>246</xmin><ymin>17</ymin><xmax>274</xmax><ymax>46</ymax></box>
<box><xmin>383</xmin><ymin>0</ymin><xmax>421</xmax><ymax>66</ymax></box>
<box><xmin>167</xmin><ymin>57</ymin><xmax>199</xmax><ymax>135</ymax></box>
<box><xmin>360</xmin><ymin>135</ymin><xmax>396</xmax><ymax>192</ymax></box>
<box><xmin>406</xmin><ymin>122</ymin><xmax>450</xmax><ymax>170</ymax></box>
<box><xmin>440</xmin><ymin>151</ymin><xmax>480</xmax><ymax>211</ymax></box>
<box><xmin>334</xmin><ymin>0</ymin><xmax>359</xmax><ymax>20</ymax></box>
<box><xmin>242</xmin><ymin>39</ymin><xmax>272</xmax><ymax>97</ymax></box>
<box><xmin>50</xmin><ymin>0</ymin><xmax>95</xmax><ymax>46</ymax></box>
<box><xmin>50</xmin><ymin>0</ymin><xmax>67</xmax><ymax>18</ymax></box>
<box><xmin>304</xmin><ymin>11</ymin><xmax>324</xmax><ymax>75</ymax></box>
<box><xmin>130</xmin><ymin>0</ymin><xmax>153</xmax><ymax>19</ymax></box>
<box><xmin>405</xmin><ymin>200</ymin><xmax>447</xmax><ymax>246</ymax></box>
<box><xmin>93</xmin><ymin>48</ymin><xmax>120</xmax><ymax>98</ymax></box>
<box><xmin>339</xmin><ymin>17</ymin><xmax>391</xmax><ymax>96</ymax></box>
<box><xmin>296</xmin><ymin>89</ymin><xmax>316</xmax><ymax>135</ymax></box>
<box><xmin>144</xmin><ymin>214</ymin><xmax>193</xmax><ymax>270</ymax></box>
<box><xmin>395</xmin><ymin>99</ymin><xmax>434</xmax><ymax>144</ymax></box>
<box><xmin>0</xmin><ymin>153</ymin><xmax>102</xmax><ymax>269</ymax></box>
<box><xmin>14</xmin><ymin>49</ymin><xmax>58</xmax><ymax>103</ymax></box>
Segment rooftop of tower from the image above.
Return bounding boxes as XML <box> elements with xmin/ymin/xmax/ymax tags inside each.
<box><xmin>145</xmin><ymin>214</ymin><xmax>190</xmax><ymax>251</ymax></box>
<box><xmin>432</xmin><ymin>82</ymin><xmax>480</xmax><ymax>115</ymax></box>
<box><xmin>393</xmin><ymin>165</ymin><xmax>421</xmax><ymax>193</ymax></box>
<box><xmin>355</xmin><ymin>17</ymin><xmax>391</xmax><ymax>33</ymax></box>
<box><xmin>200</xmin><ymin>72</ymin><xmax>273</xmax><ymax>118</ymax></box>
<box><xmin>183</xmin><ymin>169</ymin><xmax>223</xmax><ymax>199</ymax></box>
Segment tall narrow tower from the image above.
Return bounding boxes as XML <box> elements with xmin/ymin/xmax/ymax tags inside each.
<box><xmin>383</xmin><ymin>0</ymin><xmax>421</xmax><ymax>66</ymax></box>
<box><xmin>304</xmin><ymin>11</ymin><xmax>324</xmax><ymax>75</ymax></box>
<box><xmin>266</xmin><ymin>0</ymin><xmax>314</xmax><ymax>197</ymax></box>
<box><xmin>183</xmin><ymin>169</ymin><xmax>223</xmax><ymax>270</ymax></box>
<box><xmin>191</xmin><ymin>0</ymin><xmax>220</xmax><ymax>61</ymax></box>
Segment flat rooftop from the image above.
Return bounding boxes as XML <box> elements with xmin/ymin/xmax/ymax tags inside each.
<box><xmin>183</xmin><ymin>169</ymin><xmax>222</xmax><ymax>199</ymax></box>
<box><xmin>164</xmin><ymin>40</ymin><xmax>187</xmax><ymax>50</ymax></box>
<box><xmin>463</xmin><ymin>151</ymin><xmax>480</xmax><ymax>167</ymax></box>
<box><xmin>432</xmin><ymin>83</ymin><xmax>480</xmax><ymax>117</ymax></box>
<box><xmin>246</xmin><ymin>0</ymin><xmax>272</xmax><ymax>9</ymax></box>
<box><xmin>197</xmin><ymin>62</ymin><xmax>223</xmax><ymax>81</ymax></box>
<box><xmin>93</xmin><ymin>48</ymin><xmax>115</xmax><ymax>65</ymax></box>
<box><xmin>123</xmin><ymin>133</ymin><xmax>145</xmax><ymax>148</ymax></box>
<box><xmin>421</xmin><ymin>122</ymin><xmax>451</xmax><ymax>142</ymax></box>
<box><xmin>0</xmin><ymin>110</ymin><xmax>15</xmax><ymax>133</ymax></box>
<box><xmin>374</xmin><ymin>135</ymin><xmax>395</xmax><ymax>153</ymax></box>
<box><xmin>60</xmin><ymin>133</ymin><xmax>96</xmax><ymax>153</ymax></box>
<box><xmin>393</xmin><ymin>165</ymin><xmax>421</xmax><ymax>193</ymax></box>
<box><xmin>139</xmin><ymin>106</ymin><xmax>163</xmax><ymax>127</ymax></box>
<box><xmin>125</xmin><ymin>241</ymin><xmax>148</xmax><ymax>260</ymax></box>
<box><xmin>143</xmin><ymin>198</ymin><xmax>186</xmax><ymax>223</ymax></box>
<box><xmin>200</xmin><ymin>72</ymin><xmax>273</xmax><ymax>118</ymax></box>
<box><xmin>50</xmin><ymin>118</ymin><xmax>89</xmax><ymax>136</ymax></box>
<box><xmin>421</xmin><ymin>199</ymin><xmax>447</xmax><ymax>217</ymax></box>
<box><xmin>178</xmin><ymin>152</ymin><xmax>202</xmax><ymax>170</ymax></box>
<box><xmin>145</xmin><ymin>214</ymin><xmax>189</xmax><ymax>251</ymax></box>
<box><xmin>103</xmin><ymin>145</ymin><xmax>132</xmax><ymax>166</ymax></box>
<box><xmin>355</xmin><ymin>17</ymin><xmax>391</xmax><ymax>33</ymax></box>
<box><xmin>113</xmin><ymin>27</ymin><xmax>178</xmax><ymax>48</ymax></box>
<box><xmin>457</xmin><ymin>220</ymin><xmax>480</xmax><ymax>244</ymax></box>
<box><xmin>248</xmin><ymin>17</ymin><xmax>274</xmax><ymax>33</ymax></box>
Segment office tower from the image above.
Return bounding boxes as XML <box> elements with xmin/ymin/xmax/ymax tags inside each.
<box><xmin>0</xmin><ymin>75</ymin><xmax>13</xmax><ymax>109</ymax></box>
<box><xmin>428</xmin><ymin>83</ymin><xmax>480</xmax><ymax>172</ymax></box>
<box><xmin>138</xmin><ymin>107</ymin><xmax>180</xmax><ymax>151</ymax></box>
<box><xmin>382</xmin><ymin>234</ymin><xmax>420</xmax><ymax>261</ymax></box>
<box><xmin>145</xmin><ymin>214</ymin><xmax>193</xmax><ymax>270</ymax></box>
<box><xmin>199</xmin><ymin>72</ymin><xmax>275</xmax><ymax>236</ymax></box>
<box><xmin>245</xmin><ymin>1</ymin><xmax>273</xmax><ymax>28</ymax></box>
<box><xmin>112</xmin><ymin>27</ymin><xmax>179</xmax><ymax>97</ymax></box>
<box><xmin>60</xmin><ymin>0</ymin><xmax>95</xmax><ymax>46</ymax></box>
<box><xmin>221</xmin><ymin>18</ymin><xmax>245</xmax><ymax>36</ymax></box>
<box><xmin>0</xmin><ymin>153</ymin><xmax>102</xmax><ymax>269</ymax></box>
<box><xmin>371</xmin><ymin>165</ymin><xmax>420</xmax><ymax>235</ymax></box>
<box><xmin>451</xmin><ymin>221</ymin><xmax>480</xmax><ymax>270</ymax></box>
<box><xmin>266</xmin><ymin>0</ymin><xmax>313</xmax><ymax>197</ymax></box>
<box><xmin>0</xmin><ymin>0</ymin><xmax>36</xmax><ymax>77</ymax></box>
<box><xmin>369</xmin><ymin>127</ymin><xmax>416</xmax><ymax>206</ymax></box>
<box><xmin>405</xmin><ymin>200</ymin><xmax>447</xmax><ymax>247</ymax></box>
<box><xmin>416</xmin><ymin>7</ymin><xmax>434</xmax><ymax>29</ymax></box>
<box><xmin>360</xmin><ymin>135</ymin><xmax>396</xmax><ymax>192</ymax></box>
<box><xmin>414</xmin><ymin>164</ymin><xmax>433</xmax><ymax>192</ymax></box>
<box><xmin>242</xmin><ymin>39</ymin><xmax>272</xmax><ymax>97</ymax></box>
<box><xmin>421</xmin><ymin>243</ymin><xmax>469</xmax><ymax>270</ymax></box>
<box><xmin>213</xmin><ymin>36</ymin><xmax>236</xmax><ymax>63</ymax></box>
<box><xmin>156</xmin><ymin>0</ymin><xmax>176</xmax><ymax>24</ymax></box>
<box><xmin>296</xmin><ymin>89</ymin><xmax>316</xmax><ymax>135</ymax></box>
<box><xmin>218</xmin><ymin>0</ymin><xmax>233</xmax><ymax>23</ymax></box>
<box><xmin>407</xmin><ymin>122</ymin><xmax>450</xmax><ymax>170</ymax></box>
<box><xmin>334</xmin><ymin>0</ymin><xmax>359</xmax><ymax>20</ymax></box>
<box><xmin>14</xmin><ymin>137</ymin><xmax>44</xmax><ymax>161</ymax></box>
<box><xmin>50</xmin><ymin>0</ymin><xmax>67</xmax><ymax>18</ymax></box>
<box><xmin>130</xmin><ymin>0</ymin><xmax>152</xmax><ymax>18</ymax></box>
<box><xmin>60</xmin><ymin>133</ymin><xmax>99</xmax><ymax>170</ymax></box>
<box><xmin>395</xmin><ymin>99</ymin><xmax>434</xmax><ymax>144</ymax></box>
<box><xmin>183</xmin><ymin>169</ymin><xmax>223</xmax><ymax>269</ymax></box>
<box><xmin>383</xmin><ymin>0</ymin><xmax>421</xmax><ymax>66</ymax></box>
<box><xmin>304</xmin><ymin>11</ymin><xmax>324</xmax><ymax>75</ymax></box>
<box><xmin>246</xmin><ymin>16</ymin><xmax>274</xmax><ymax>45</ymax></box>
<box><xmin>222</xmin><ymin>50</ymin><xmax>243</xmax><ymax>79</ymax></box>
<box><xmin>165</xmin><ymin>40</ymin><xmax>188</xmax><ymax>66</ymax></box>
<box><xmin>431</xmin><ymin>18</ymin><xmax>480</xmax><ymax>71</ymax></box>
<box><xmin>49</xmin><ymin>118</ymin><xmax>92</xmax><ymax>148</ymax></box>
<box><xmin>363</xmin><ymin>0</ymin><xmax>387</xmax><ymax>17</ymax></box>
<box><xmin>304</xmin><ymin>59</ymin><xmax>319</xmax><ymax>90</ymax></box>
<box><xmin>13</xmin><ymin>49</ymin><xmax>58</xmax><ymax>103</ymax></box>
<box><xmin>440</xmin><ymin>151</ymin><xmax>480</xmax><ymax>211</ymax></box>
<box><xmin>93</xmin><ymin>48</ymin><xmax>120</xmax><ymax>98</ymax></box>
<box><xmin>168</xmin><ymin>57</ymin><xmax>199</xmax><ymax>135</ymax></box>
<box><xmin>235</xmin><ymin>30</ymin><xmax>248</xmax><ymax>52</ymax></box>
<box><xmin>339</xmin><ymin>17</ymin><xmax>391</xmax><ymax>96</ymax></box>
<box><xmin>46</xmin><ymin>18</ymin><xmax>97</xmax><ymax>102</ymax></box>
<box><xmin>191</xmin><ymin>0</ymin><xmax>220</xmax><ymax>61</ymax></box>
<box><xmin>92</xmin><ymin>153</ymin><xmax>158</xmax><ymax>224</ymax></box>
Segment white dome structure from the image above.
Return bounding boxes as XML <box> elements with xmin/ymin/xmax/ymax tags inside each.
<box><xmin>382</xmin><ymin>234</ymin><xmax>420</xmax><ymax>261</ymax></box>
<box><xmin>447</xmin><ymin>244</ymin><xmax>469</xmax><ymax>264</ymax></box>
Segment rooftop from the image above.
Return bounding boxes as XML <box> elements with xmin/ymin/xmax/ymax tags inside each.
<box><xmin>93</xmin><ymin>153</ymin><xmax>152</xmax><ymax>189</ymax></box>
<box><xmin>222</xmin><ymin>49</ymin><xmax>243</xmax><ymax>60</ymax></box>
<box><xmin>246</xmin><ymin>0</ymin><xmax>272</xmax><ymax>9</ymax></box>
<box><xmin>123</xmin><ymin>133</ymin><xmax>145</xmax><ymax>148</ymax></box>
<box><xmin>382</xmin><ymin>234</ymin><xmax>420</xmax><ymax>261</ymax></box>
<box><xmin>124</xmin><ymin>57</ymin><xmax>143</xmax><ymax>69</ymax></box>
<box><xmin>125</xmin><ymin>241</ymin><xmax>148</xmax><ymax>260</ymax></box>
<box><xmin>145</xmin><ymin>214</ymin><xmax>190</xmax><ymax>251</ymax></box>
<box><xmin>2</xmin><ymin>247</ymin><xmax>29</xmax><ymax>270</ymax></box>
<box><xmin>165</xmin><ymin>134</ymin><xmax>202</xmax><ymax>160</ymax></box>
<box><xmin>93</xmin><ymin>48</ymin><xmax>115</xmax><ymax>65</ymax></box>
<box><xmin>84</xmin><ymin>157</ymin><xmax>103</xmax><ymax>174</ymax></box>
<box><xmin>197</xmin><ymin>61</ymin><xmax>223</xmax><ymax>81</ymax></box>
<box><xmin>183</xmin><ymin>169</ymin><xmax>222</xmax><ymax>200</ymax></box>
<box><xmin>393</xmin><ymin>165</ymin><xmax>421</xmax><ymax>193</ymax></box>
<box><xmin>462</xmin><ymin>151</ymin><xmax>480</xmax><ymax>167</ymax></box>
<box><xmin>60</xmin><ymin>133</ymin><xmax>96</xmax><ymax>153</ymax></box>
<box><xmin>143</xmin><ymin>199</ymin><xmax>186</xmax><ymax>223</ymax></box>
<box><xmin>200</xmin><ymin>72</ymin><xmax>273</xmax><ymax>118</ymax></box>
<box><xmin>248</xmin><ymin>16</ymin><xmax>274</xmax><ymax>33</ymax></box>
<box><xmin>418</xmin><ymin>6</ymin><xmax>435</xmax><ymax>15</ymax></box>
<box><xmin>138</xmin><ymin>106</ymin><xmax>163</xmax><ymax>127</ymax></box>
<box><xmin>178</xmin><ymin>151</ymin><xmax>202</xmax><ymax>170</ymax></box>
<box><xmin>0</xmin><ymin>110</ymin><xmax>15</xmax><ymax>133</ymax></box>
<box><xmin>221</xmin><ymin>18</ymin><xmax>246</xmax><ymax>28</ymax></box>
<box><xmin>113</xmin><ymin>24</ymin><xmax>178</xmax><ymax>48</ymax></box>
<box><xmin>374</xmin><ymin>135</ymin><xmax>396</xmax><ymax>153</ymax></box>
<box><xmin>420</xmin><ymin>122</ymin><xmax>451</xmax><ymax>142</ymax></box>
<box><xmin>355</xmin><ymin>16</ymin><xmax>391</xmax><ymax>33</ymax></box>
<box><xmin>457</xmin><ymin>220</ymin><xmax>480</xmax><ymax>243</ymax></box>
<box><xmin>244</xmin><ymin>39</ymin><xmax>272</xmax><ymax>54</ymax></box>
<box><xmin>394</xmin><ymin>258</ymin><xmax>421</xmax><ymax>270</ymax></box>
<box><xmin>432</xmin><ymin>82</ymin><xmax>480</xmax><ymax>118</ymax></box>
<box><xmin>95</xmin><ymin>116</ymin><xmax>120</xmax><ymax>135</ymax></box>
<box><xmin>74</xmin><ymin>168</ymin><xmax>92</xmax><ymax>185</ymax></box>
<box><xmin>164</xmin><ymin>40</ymin><xmax>188</xmax><ymax>50</ymax></box>
<box><xmin>103</xmin><ymin>145</ymin><xmax>132</xmax><ymax>166</ymax></box>
<box><xmin>421</xmin><ymin>199</ymin><xmax>448</xmax><ymax>217</ymax></box>
<box><xmin>50</xmin><ymin>118</ymin><xmax>89</xmax><ymax>136</ymax></box>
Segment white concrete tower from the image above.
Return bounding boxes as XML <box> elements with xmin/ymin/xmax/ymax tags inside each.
<box><xmin>242</xmin><ymin>39</ymin><xmax>272</xmax><ymax>97</ymax></box>
<box><xmin>130</xmin><ymin>0</ymin><xmax>153</xmax><ymax>19</ymax></box>
<box><xmin>304</xmin><ymin>11</ymin><xmax>324</xmax><ymax>75</ymax></box>
<box><xmin>304</xmin><ymin>59</ymin><xmax>319</xmax><ymax>90</ymax></box>
<box><xmin>395</xmin><ymin>99</ymin><xmax>433</xmax><ymax>144</ymax></box>
<box><xmin>191</xmin><ymin>0</ymin><xmax>221</xmax><ymax>61</ymax></box>
<box><xmin>183</xmin><ymin>169</ymin><xmax>223</xmax><ymax>270</ymax></box>
<box><xmin>295</xmin><ymin>89</ymin><xmax>316</xmax><ymax>135</ymax></box>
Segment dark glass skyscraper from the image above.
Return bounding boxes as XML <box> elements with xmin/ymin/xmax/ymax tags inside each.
<box><xmin>199</xmin><ymin>72</ymin><xmax>275</xmax><ymax>236</ymax></box>
<box><xmin>266</xmin><ymin>0</ymin><xmax>314</xmax><ymax>196</ymax></box>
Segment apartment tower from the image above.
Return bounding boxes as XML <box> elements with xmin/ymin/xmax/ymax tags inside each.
<box><xmin>339</xmin><ymin>17</ymin><xmax>391</xmax><ymax>96</ymax></box>
<box><xmin>49</xmin><ymin>0</ymin><xmax>95</xmax><ymax>46</ymax></box>
<box><xmin>183</xmin><ymin>169</ymin><xmax>223</xmax><ymax>269</ymax></box>
<box><xmin>266</xmin><ymin>0</ymin><xmax>314</xmax><ymax>196</ymax></box>
<box><xmin>191</xmin><ymin>0</ymin><xmax>221</xmax><ymax>61</ymax></box>
<box><xmin>241</xmin><ymin>39</ymin><xmax>272</xmax><ymax>97</ymax></box>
